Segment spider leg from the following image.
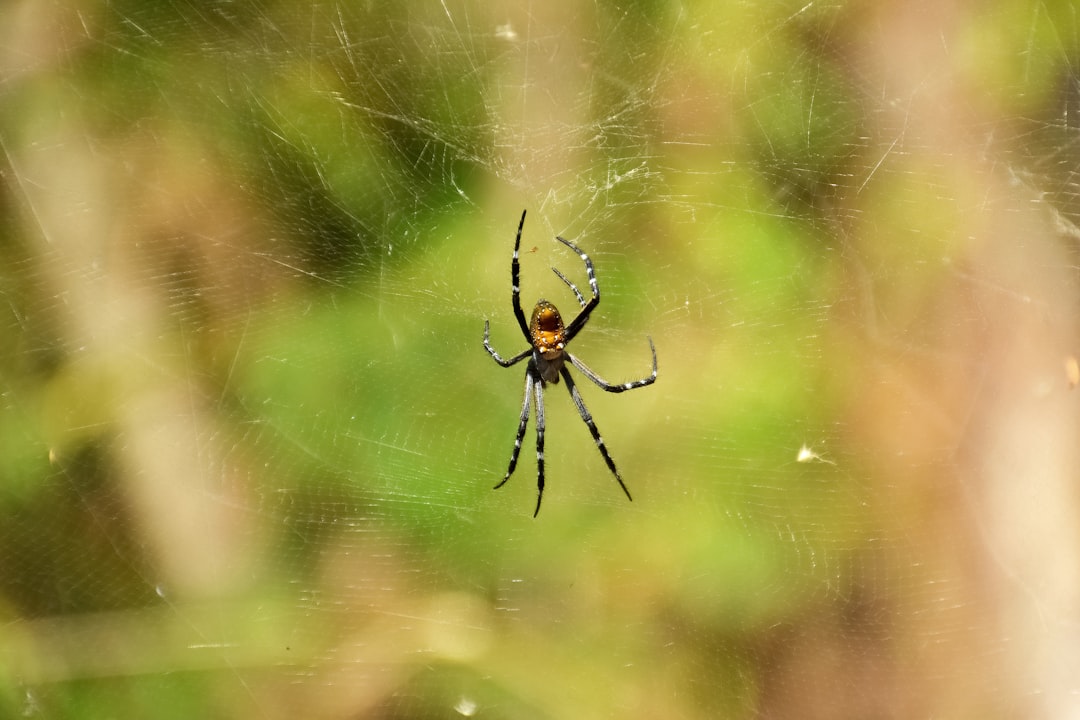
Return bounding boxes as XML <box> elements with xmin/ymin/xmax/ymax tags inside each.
<box><xmin>552</xmin><ymin>266</ymin><xmax>587</xmax><ymax>309</ymax></box>
<box><xmin>494</xmin><ymin>366</ymin><xmax>534</xmax><ymax>491</ymax></box>
<box><xmin>559</xmin><ymin>365</ymin><xmax>633</xmax><ymax>503</ymax></box>
<box><xmin>484</xmin><ymin>320</ymin><xmax>531</xmax><ymax>367</ymax></box>
<box><xmin>511</xmin><ymin>210</ymin><xmax>531</xmax><ymax>343</ymax></box>
<box><xmin>532</xmin><ymin>372</ymin><xmax>547</xmax><ymax>517</ymax></box>
<box><xmin>565</xmin><ymin>337</ymin><xmax>657</xmax><ymax>393</ymax></box>
<box><xmin>556</xmin><ymin>236</ymin><xmax>600</xmax><ymax>343</ymax></box>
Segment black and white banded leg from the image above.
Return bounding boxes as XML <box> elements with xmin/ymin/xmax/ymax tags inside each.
<box><xmin>531</xmin><ymin>368</ymin><xmax>547</xmax><ymax>517</ymax></box>
<box><xmin>566</xmin><ymin>338</ymin><xmax>658</xmax><ymax>393</ymax></box>
<box><xmin>494</xmin><ymin>367</ymin><xmax>534</xmax><ymax>494</ymax></box>
<box><xmin>484</xmin><ymin>320</ymin><xmax>530</xmax><ymax>367</ymax></box>
<box><xmin>559</xmin><ymin>364</ymin><xmax>633</xmax><ymax>503</ymax></box>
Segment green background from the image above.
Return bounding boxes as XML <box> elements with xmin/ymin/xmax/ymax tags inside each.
<box><xmin>1</xmin><ymin>1</ymin><xmax>1078</xmax><ymax>717</ymax></box>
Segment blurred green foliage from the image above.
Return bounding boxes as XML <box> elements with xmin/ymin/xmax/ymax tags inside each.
<box><xmin>0</xmin><ymin>0</ymin><xmax>1075</xmax><ymax>717</ymax></box>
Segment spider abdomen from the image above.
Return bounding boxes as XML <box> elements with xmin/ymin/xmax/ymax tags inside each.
<box><xmin>530</xmin><ymin>300</ymin><xmax>566</xmax><ymax>360</ymax></box>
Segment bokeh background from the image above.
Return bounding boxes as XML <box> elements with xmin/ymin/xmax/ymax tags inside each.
<box><xmin>2</xmin><ymin>0</ymin><xmax>1079</xmax><ymax>718</ymax></box>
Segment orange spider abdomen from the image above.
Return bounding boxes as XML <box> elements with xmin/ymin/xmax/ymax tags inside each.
<box><xmin>530</xmin><ymin>300</ymin><xmax>566</xmax><ymax>359</ymax></box>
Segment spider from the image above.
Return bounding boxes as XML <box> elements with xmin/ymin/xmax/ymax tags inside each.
<box><xmin>483</xmin><ymin>209</ymin><xmax>658</xmax><ymax>516</ymax></box>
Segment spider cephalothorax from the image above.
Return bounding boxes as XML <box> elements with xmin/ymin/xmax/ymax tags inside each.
<box><xmin>483</xmin><ymin>209</ymin><xmax>657</xmax><ymax>517</ymax></box>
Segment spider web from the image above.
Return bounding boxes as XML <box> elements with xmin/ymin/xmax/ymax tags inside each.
<box><xmin>1</xmin><ymin>1</ymin><xmax>1078</xmax><ymax>718</ymax></box>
